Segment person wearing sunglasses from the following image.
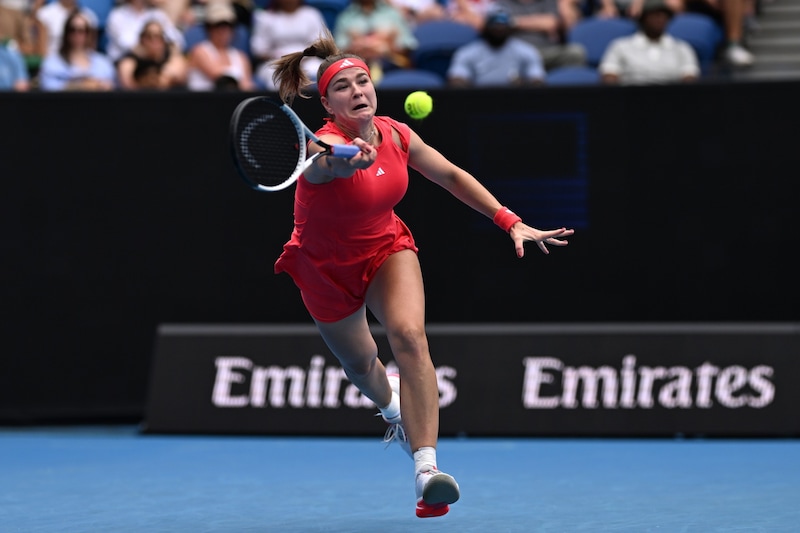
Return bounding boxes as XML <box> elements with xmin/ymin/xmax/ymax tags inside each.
<box><xmin>38</xmin><ymin>11</ymin><xmax>115</xmax><ymax>90</ymax></box>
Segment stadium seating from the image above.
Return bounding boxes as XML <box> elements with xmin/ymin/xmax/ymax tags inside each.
<box><xmin>546</xmin><ymin>65</ymin><xmax>600</xmax><ymax>85</ymax></box>
<box><xmin>377</xmin><ymin>68</ymin><xmax>446</xmax><ymax>88</ymax></box>
<box><xmin>411</xmin><ymin>20</ymin><xmax>478</xmax><ymax>79</ymax></box>
<box><xmin>81</xmin><ymin>0</ymin><xmax>114</xmax><ymax>28</ymax></box>
<box><xmin>567</xmin><ymin>17</ymin><xmax>637</xmax><ymax>67</ymax></box>
<box><xmin>667</xmin><ymin>12</ymin><xmax>724</xmax><ymax>73</ymax></box>
<box><xmin>305</xmin><ymin>0</ymin><xmax>351</xmax><ymax>30</ymax></box>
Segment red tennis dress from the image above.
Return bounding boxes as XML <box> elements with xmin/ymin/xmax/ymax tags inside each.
<box><xmin>274</xmin><ymin>115</ymin><xmax>418</xmax><ymax>322</ymax></box>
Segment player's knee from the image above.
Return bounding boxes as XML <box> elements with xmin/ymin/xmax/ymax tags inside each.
<box><xmin>341</xmin><ymin>352</ymin><xmax>378</xmax><ymax>378</ymax></box>
<box><xmin>387</xmin><ymin>325</ymin><xmax>429</xmax><ymax>359</ymax></box>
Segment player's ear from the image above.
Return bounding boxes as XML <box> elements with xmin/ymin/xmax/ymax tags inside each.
<box><xmin>320</xmin><ymin>96</ymin><xmax>333</xmax><ymax>115</ymax></box>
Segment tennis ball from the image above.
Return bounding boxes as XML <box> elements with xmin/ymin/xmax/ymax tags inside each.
<box><xmin>404</xmin><ymin>91</ymin><xmax>433</xmax><ymax>120</ymax></box>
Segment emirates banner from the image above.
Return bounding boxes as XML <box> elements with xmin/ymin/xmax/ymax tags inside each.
<box><xmin>144</xmin><ymin>323</ymin><xmax>800</xmax><ymax>437</ymax></box>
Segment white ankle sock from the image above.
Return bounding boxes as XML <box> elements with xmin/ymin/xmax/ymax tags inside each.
<box><xmin>414</xmin><ymin>446</ymin><xmax>437</xmax><ymax>474</ymax></box>
<box><xmin>379</xmin><ymin>391</ymin><xmax>401</xmax><ymax>422</ymax></box>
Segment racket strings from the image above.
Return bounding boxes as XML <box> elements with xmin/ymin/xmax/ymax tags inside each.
<box><xmin>233</xmin><ymin>102</ymin><xmax>305</xmax><ymax>188</ymax></box>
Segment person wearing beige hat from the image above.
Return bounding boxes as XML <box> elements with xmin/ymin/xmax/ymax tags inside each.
<box><xmin>186</xmin><ymin>1</ymin><xmax>254</xmax><ymax>90</ymax></box>
<box><xmin>599</xmin><ymin>0</ymin><xmax>700</xmax><ymax>84</ymax></box>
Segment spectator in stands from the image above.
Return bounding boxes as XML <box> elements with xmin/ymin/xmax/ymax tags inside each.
<box><xmin>250</xmin><ymin>0</ymin><xmax>327</xmax><ymax>90</ymax></box>
<box><xmin>0</xmin><ymin>0</ymin><xmax>47</xmax><ymax>80</ymax></box>
<box><xmin>130</xmin><ymin>60</ymin><xmax>161</xmax><ymax>86</ymax></box>
<box><xmin>333</xmin><ymin>0</ymin><xmax>418</xmax><ymax>77</ymax></box>
<box><xmin>599</xmin><ymin>0</ymin><xmax>699</xmax><ymax>84</ymax></box>
<box><xmin>496</xmin><ymin>0</ymin><xmax>588</xmax><ymax>70</ymax></box>
<box><xmin>38</xmin><ymin>11</ymin><xmax>115</xmax><ymax>90</ymax></box>
<box><xmin>447</xmin><ymin>9</ymin><xmax>545</xmax><ymax>86</ymax></box>
<box><xmin>36</xmin><ymin>0</ymin><xmax>99</xmax><ymax>56</ymax></box>
<box><xmin>445</xmin><ymin>0</ymin><xmax>498</xmax><ymax>30</ymax></box>
<box><xmin>390</xmin><ymin>0</ymin><xmax>448</xmax><ymax>27</ymax></box>
<box><xmin>582</xmin><ymin>0</ymin><xmax>622</xmax><ymax>18</ymax></box>
<box><xmin>683</xmin><ymin>0</ymin><xmax>753</xmax><ymax>66</ymax></box>
<box><xmin>559</xmin><ymin>0</ymin><xmax>588</xmax><ymax>29</ymax></box>
<box><xmin>105</xmin><ymin>0</ymin><xmax>185</xmax><ymax>63</ymax></box>
<box><xmin>157</xmin><ymin>0</ymin><xmax>196</xmax><ymax>29</ymax></box>
<box><xmin>179</xmin><ymin>0</ymin><xmax>256</xmax><ymax>27</ymax></box>
<box><xmin>116</xmin><ymin>19</ymin><xmax>188</xmax><ymax>89</ymax></box>
<box><xmin>597</xmin><ymin>0</ymin><xmax>753</xmax><ymax>67</ymax></box>
<box><xmin>0</xmin><ymin>0</ymin><xmax>33</xmax><ymax>52</ymax></box>
<box><xmin>186</xmin><ymin>1</ymin><xmax>255</xmax><ymax>90</ymax></box>
<box><xmin>0</xmin><ymin>37</ymin><xmax>30</xmax><ymax>90</ymax></box>
<box><xmin>593</xmin><ymin>0</ymin><xmax>679</xmax><ymax>19</ymax></box>
<box><xmin>231</xmin><ymin>0</ymin><xmax>257</xmax><ymax>26</ymax></box>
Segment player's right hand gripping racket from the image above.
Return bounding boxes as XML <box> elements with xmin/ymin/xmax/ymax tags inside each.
<box><xmin>229</xmin><ymin>97</ymin><xmax>361</xmax><ymax>192</ymax></box>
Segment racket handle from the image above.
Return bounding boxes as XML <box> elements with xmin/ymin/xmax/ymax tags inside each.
<box><xmin>330</xmin><ymin>144</ymin><xmax>361</xmax><ymax>158</ymax></box>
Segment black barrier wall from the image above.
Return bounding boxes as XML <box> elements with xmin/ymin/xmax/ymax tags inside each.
<box><xmin>2</xmin><ymin>82</ymin><xmax>799</xmax><ymax>422</ymax></box>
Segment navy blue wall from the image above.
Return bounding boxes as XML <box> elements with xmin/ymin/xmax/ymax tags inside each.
<box><xmin>2</xmin><ymin>82</ymin><xmax>799</xmax><ymax>421</ymax></box>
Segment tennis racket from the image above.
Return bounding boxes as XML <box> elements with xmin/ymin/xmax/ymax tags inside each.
<box><xmin>229</xmin><ymin>97</ymin><xmax>361</xmax><ymax>192</ymax></box>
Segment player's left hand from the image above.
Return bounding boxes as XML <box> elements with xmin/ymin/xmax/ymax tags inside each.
<box><xmin>509</xmin><ymin>224</ymin><xmax>574</xmax><ymax>258</ymax></box>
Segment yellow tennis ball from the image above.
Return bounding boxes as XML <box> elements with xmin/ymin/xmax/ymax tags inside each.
<box><xmin>404</xmin><ymin>91</ymin><xmax>433</xmax><ymax>120</ymax></box>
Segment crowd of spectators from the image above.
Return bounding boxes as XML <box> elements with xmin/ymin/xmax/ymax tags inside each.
<box><xmin>0</xmin><ymin>0</ymin><xmax>761</xmax><ymax>91</ymax></box>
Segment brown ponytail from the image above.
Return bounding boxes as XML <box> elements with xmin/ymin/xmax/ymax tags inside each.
<box><xmin>272</xmin><ymin>28</ymin><xmax>367</xmax><ymax>105</ymax></box>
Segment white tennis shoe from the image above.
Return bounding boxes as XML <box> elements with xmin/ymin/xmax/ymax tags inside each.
<box><xmin>381</xmin><ymin>374</ymin><xmax>412</xmax><ymax>458</ymax></box>
<box><xmin>415</xmin><ymin>466</ymin><xmax>460</xmax><ymax>518</ymax></box>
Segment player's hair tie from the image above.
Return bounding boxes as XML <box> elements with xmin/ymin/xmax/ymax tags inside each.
<box><xmin>317</xmin><ymin>58</ymin><xmax>371</xmax><ymax>97</ymax></box>
<box><xmin>493</xmin><ymin>207</ymin><xmax>522</xmax><ymax>233</ymax></box>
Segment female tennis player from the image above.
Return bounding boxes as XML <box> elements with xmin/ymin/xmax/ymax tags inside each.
<box><xmin>271</xmin><ymin>30</ymin><xmax>574</xmax><ymax>518</ymax></box>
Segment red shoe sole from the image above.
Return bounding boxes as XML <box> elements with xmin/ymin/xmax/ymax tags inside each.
<box><xmin>416</xmin><ymin>500</ymin><xmax>450</xmax><ymax>518</ymax></box>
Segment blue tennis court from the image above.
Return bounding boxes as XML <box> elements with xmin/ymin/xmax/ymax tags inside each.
<box><xmin>2</xmin><ymin>426</ymin><xmax>798</xmax><ymax>532</ymax></box>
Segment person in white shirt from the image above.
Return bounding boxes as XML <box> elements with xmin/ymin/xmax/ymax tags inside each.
<box><xmin>599</xmin><ymin>0</ymin><xmax>700</xmax><ymax>85</ymax></box>
<box><xmin>250</xmin><ymin>0</ymin><xmax>327</xmax><ymax>90</ymax></box>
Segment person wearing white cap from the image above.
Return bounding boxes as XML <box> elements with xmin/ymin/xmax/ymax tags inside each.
<box><xmin>186</xmin><ymin>1</ymin><xmax>254</xmax><ymax>90</ymax></box>
<box><xmin>105</xmin><ymin>0</ymin><xmax>185</xmax><ymax>63</ymax></box>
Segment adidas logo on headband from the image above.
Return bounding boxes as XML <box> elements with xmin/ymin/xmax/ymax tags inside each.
<box><xmin>317</xmin><ymin>57</ymin><xmax>371</xmax><ymax>95</ymax></box>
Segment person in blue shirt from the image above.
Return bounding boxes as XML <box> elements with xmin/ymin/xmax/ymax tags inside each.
<box><xmin>38</xmin><ymin>11</ymin><xmax>115</xmax><ymax>91</ymax></box>
<box><xmin>0</xmin><ymin>39</ymin><xmax>30</xmax><ymax>91</ymax></box>
<box><xmin>447</xmin><ymin>10</ymin><xmax>545</xmax><ymax>87</ymax></box>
